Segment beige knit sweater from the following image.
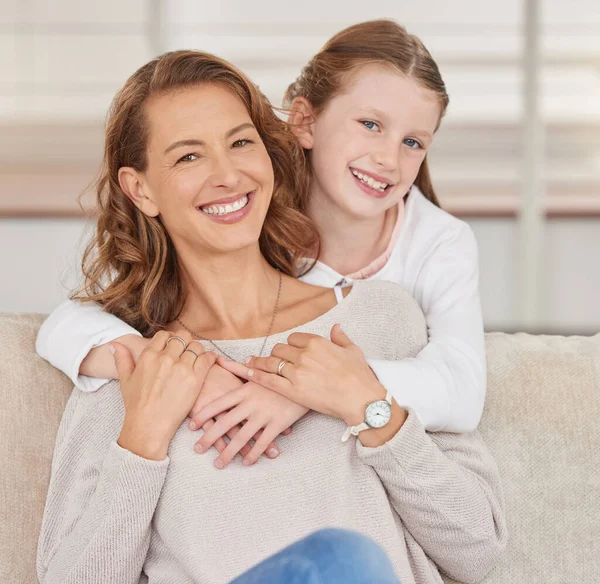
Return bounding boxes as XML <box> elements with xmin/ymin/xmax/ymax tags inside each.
<box><xmin>37</xmin><ymin>281</ymin><xmax>507</xmax><ymax>584</ymax></box>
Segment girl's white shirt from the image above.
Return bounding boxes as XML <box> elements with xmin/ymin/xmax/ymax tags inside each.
<box><xmin>36</xmin><ymin>186</ymin><xmax>485</xmax><ymax>433</ymax></box>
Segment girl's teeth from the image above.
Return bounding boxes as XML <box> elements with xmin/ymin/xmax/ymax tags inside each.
<box><xmin>351</xmin><ymin>170</ymin><xmax>387</xmax><ymax>191</ymax></box>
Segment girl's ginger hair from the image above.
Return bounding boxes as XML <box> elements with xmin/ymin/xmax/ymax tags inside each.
<box><xmin>74</xmin><ymin>50</ymin><xmax>319</xmax><ymax>337</ymax></box>
<box><xmin>283</xmin><ymin>19</ymin><xmax>449</xmax><ymax>207</ymax></box>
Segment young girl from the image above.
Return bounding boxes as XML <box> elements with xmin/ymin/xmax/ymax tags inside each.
<box><xmin>37</xmin><ymin>20</ymin><xmax>485</xmax><ymax>458</ymax></box>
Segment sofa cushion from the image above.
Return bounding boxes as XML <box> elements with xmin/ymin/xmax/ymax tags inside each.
<box><xmin>1</xmin><ymin>314</ymin><xmax>599</xmax><ymax>583</ymax></box>
<box><xmin>445</xmin><ymin>332</ymin><xmax>600</xmax><ymax>584</ymax></box>
<box><xmin>0</xmin><ymin>314</ymin><xmax>73</xmax><ymax>584</ymax></box>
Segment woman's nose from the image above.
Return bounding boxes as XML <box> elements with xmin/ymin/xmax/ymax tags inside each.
<box><xmin>209</xmin><ymin>154</ymin><xmax>241</xmax><ymax>189</ymax></box>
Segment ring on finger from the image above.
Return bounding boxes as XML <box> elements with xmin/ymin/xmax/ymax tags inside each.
<box><xmin>277</xmin><ymin>359</ymin><xmax>289</xmax><ymax>376</ymax></box>
<box><xmin>166</xmin><ymin>335</ymin><xmax>187</xmax><ymax>350</ymax></box>
<box><xmin>184</xmin><ymin>348</ymin><xmax>200</xmax><ymax>358</ymax></box>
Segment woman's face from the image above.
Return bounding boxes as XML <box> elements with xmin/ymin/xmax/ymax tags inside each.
<box><xmin>132</xmin><ymin>83</ymin><xmax>275</xmax><ymax>257</ymax></box>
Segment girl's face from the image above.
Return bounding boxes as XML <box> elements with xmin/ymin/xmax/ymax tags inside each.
<box><xmin>122</xmin><ymin>83</ymin><xmax>275</xmax><ymax>258</ymax></box>
<box><xmin>305</xmin><ymin>64</ymin><xmax>441</xmax><ymax>219</ymax></box>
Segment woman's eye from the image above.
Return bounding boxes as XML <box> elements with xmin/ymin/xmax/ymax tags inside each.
<box><xmin>360</xmin><ymin>120</ymin><xmax>380</xmax><ymax>132</ymax></box>
<box><xmin>177</xmin><ymin>153</ymin><xmax>198</xmax><ymax>163</ymax></box>
<box><xmin>232</xmin><ymin>138</ymin><xmax>253</xmax><ymax>148</ymax></box>
<box><xmin>404</xmin><ymin>138</ymin><xmax>422</xmax><ymax>149</ymax></box>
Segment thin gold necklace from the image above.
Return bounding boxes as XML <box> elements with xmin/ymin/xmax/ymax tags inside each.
<box><xmin>175</xmin><ymin>271</ymin><xmax>283</xmax><ymax>362</ymax></box>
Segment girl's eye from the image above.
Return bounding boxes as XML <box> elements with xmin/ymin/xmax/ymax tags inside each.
<box><xmin>360</xmin><ymin>120</ymin><xmax>380</xmax><ymax>132</ymax></box>
<box><xmin>232</xmin><ymin>138</ymin><xmax>253</xmax><ymax>148</ymax></box>
<box><xmin>177</xmin><ymin>153</ymin><xmax>198</xmax><ymax>163</ymax></box>
<box><xmin>404</xmin><ymin>138</ymin><xmax>422</xmax><ymax>149</ymax></box>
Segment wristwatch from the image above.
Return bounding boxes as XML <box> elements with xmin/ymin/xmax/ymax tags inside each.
<box><xmin>341</xmin><ymin>390</ymin><xmax>393</xmax><ymax>442</ymax></box>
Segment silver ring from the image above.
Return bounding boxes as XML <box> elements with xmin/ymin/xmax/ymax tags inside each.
<box><xmin>183</xmin><ymin>348</ymin><xmax>200</xmax><ymax>358</ymax></box>
<box><xmin>166</xmin><ymin>336</ymin><xmax>187</xmax><ymax>350</ymax></box>
<box><xmin>277</xmin><ymin>359</ymin><xmax>288</xmax><ymax>376</ymax></box>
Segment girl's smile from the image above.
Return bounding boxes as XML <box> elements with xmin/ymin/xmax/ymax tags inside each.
<box><xmin>350</xmin><ymin>167</ymin><xmax>394</xmax><ymax>198</ymax></box>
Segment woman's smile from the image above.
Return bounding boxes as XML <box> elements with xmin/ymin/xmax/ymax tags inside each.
<box><xmin>198</xmin><ymin>190</ymin><xmax>256</xmax><ymax>223</ymax></box>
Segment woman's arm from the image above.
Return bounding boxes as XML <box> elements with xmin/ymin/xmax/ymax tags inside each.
<box><xmin>38</xmin><ymin>331</ymin><xmax>216</xmax><ymax>583</ymax></box>
<box><xmin>368</xmin><ymin>224</ymin><xmax>486</xmax><ymax>432</ymax></box>
<box><xmin>36</xmin><ymin>299</ymin><xmax>146</xmax><ymax>391</ymax></box>
<box><xmin>37</xmin><ymin>387</ymin><xmax>169</xmax><ymax>584</ymax></box>
<box><xmin>357</xmin><ymin>411</ymin><xmax>507</xmax><ymax>583</ymax></box>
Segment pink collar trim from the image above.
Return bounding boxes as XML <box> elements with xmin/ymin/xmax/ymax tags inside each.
<box><xmin>344</xmin><ymin>201</ymin><xmax>405</xmax><ymax>280</ymax></box>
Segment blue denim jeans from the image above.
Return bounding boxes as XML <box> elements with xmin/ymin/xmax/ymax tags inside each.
<box><xmin>230</xmin><ymin>528</ymin><xmax>399</xmax><ymax>584</ymax></box>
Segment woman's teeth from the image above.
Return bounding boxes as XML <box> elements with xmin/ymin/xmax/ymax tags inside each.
<box><xmin>351</xmin><ymin>169</ymin><xmax>389</xmax><ymax>192</ymax></box>
<box><xmin>201</xmin><ymin>194</ymin><xmax>249</xmax><ymax>215</ymax></box>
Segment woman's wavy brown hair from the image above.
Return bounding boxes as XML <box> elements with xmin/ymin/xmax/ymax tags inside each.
<box><xmin>74</xmin><ymin>50</ymin><xmax>319</xmax><ymax>337</ymax></box>
<box><xmin>283</xmin><ymin>19</ymin><xmax>449</xmax><ymax>207</ymax></box>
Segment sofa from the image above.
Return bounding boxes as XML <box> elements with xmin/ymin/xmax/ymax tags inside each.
<box><xmin>1</xmin><ymin>313</ymin><xmax>599</xmax><ymax>584</ymax></box>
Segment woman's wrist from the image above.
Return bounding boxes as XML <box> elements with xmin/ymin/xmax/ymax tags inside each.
<box><xmin>341</xmin><ymin>383</ymin><xmax>408</xmax><ymax>448</ymax></box>
<box><xmin>118</xmin><ymin>422</ymin><xmax>170</xmax><ymax>461</ymax></box>
<box><xmin>358</xmin><ymin>402</ymin><xmax>407</xmax><ymax>448</ymax></box>
<box><xmin>341</xmin><ymin>381</ymin><xmax>388</xmax><ymax>426</ymax></box>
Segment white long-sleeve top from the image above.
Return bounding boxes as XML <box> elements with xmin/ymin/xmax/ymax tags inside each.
<box><xmin>37</xmin><ymin>282</ymin><xmax>506</xmax><ymax>584</ymax></box>
<box><xmin>36</xmin><ymin>187</ymin><xmax>485</xmax><ymax>432</ymax></box>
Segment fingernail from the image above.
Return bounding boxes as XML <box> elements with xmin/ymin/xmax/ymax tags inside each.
<box><xmin>188</xmin><ymin>421</ymin><xmax>196</xmax><ymax>430</ymax></box>
<box><xmin>247</xmin><ymin>368</ymin><xmax>254</xmax><ymax>377</ymax></box>
<box><xmin>268</xmin><ymin>448</ymin><xmax>279</xmax><ymax>458</ymax></box>
<box><xmin>243</xmin><ymin>458</ymin><xmax>252</xmax><ymax>466</ymax></box>
<box><xmin>108</xmin><ymin>343</ymin><xmax>115</xmax><ymax>355</ymax></box>
<box><xmin>214</xmin><ymin>458</ymin><xmax>224</xmax><ymax>469</ymax></box>
<box><xmin>195</xmin><ymin>444</ymin><xmax>205</xmax><ymax>453</ymax></box>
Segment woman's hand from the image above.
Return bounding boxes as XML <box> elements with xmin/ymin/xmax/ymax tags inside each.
<box><xmin>189</xmin><ymin>364</ymin><xmax>287</xmax><ymax>461</ymax></box>
<box><xmin>219</xmin><ymin>325</ymin><xmax>391</xmax><ymax>427</ymax></box>
<box><xmin>80</xmin><ymin>334</ymin><xmax>150</xmax><ymax>379</ymax></box>
<box><xmin>188</xmin><ymin>381</ymin><xmax>308</xmax><ymax>469</ymax></box>
<box><xmin>113</xmin><ymin>330</ymin><xmax>216</xmax><ymax>461</ymax></box>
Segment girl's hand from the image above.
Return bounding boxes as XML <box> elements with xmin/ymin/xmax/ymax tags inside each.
<box><xmin>219</xmin><ymin>325</ymin><xmax>386</xmax><ymax>426</ymax></box>
<box><xmin>189</xmin><ymin>364</ymin><xmax>286</xmax><ymax>461</ymax></box>
<box><xmin>114</xmin><ymin>330</ymin><xmax>216</xmax><ymax>461</ymax></box>
<box><xmin>188</xmin><ymin>381</ymin><xmax>308</xmax><ymax>469</ymax></box>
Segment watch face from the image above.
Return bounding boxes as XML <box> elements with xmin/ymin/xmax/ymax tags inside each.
<box><xmin>365</xmin><ymin>400</ymin><xmax>392</xmax><ymax>428</ymax></box>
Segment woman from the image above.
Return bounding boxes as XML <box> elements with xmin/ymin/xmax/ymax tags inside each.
<box><xmin>37</xmin><ymin>51</ymin><xmax>506</xmax><ymax>584</ymax></box>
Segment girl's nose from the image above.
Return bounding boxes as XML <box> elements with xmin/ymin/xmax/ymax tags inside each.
<box><xmin>372</xmin><ymin>141</ymin><xmax>398</xmax><ymax>172</ymax></box>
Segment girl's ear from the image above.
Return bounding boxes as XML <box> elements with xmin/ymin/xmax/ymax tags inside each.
<box><xmin>288</xmin><ymin>97</ymin><xmax>316</xmax><ymax>150</ymax></box>
<box><xmin>118</xmin><ymin>167</ymin><xmax>160</xmax><ymax>217</ymax></box>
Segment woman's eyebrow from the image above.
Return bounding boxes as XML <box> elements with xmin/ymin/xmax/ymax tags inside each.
<box><xmin>163</xmin><ymin>123</ymin><xmax>256</xmax><ymax>155</ymax></box>
<box><xmin>225</xmin><ymin>122</ymin><xmax>256</xmax><ymax>138</ymax></box>
<box><xmin>164</xmin><ymin>139</ymin><xmax>204</xmax><ymax>155</ymax></box>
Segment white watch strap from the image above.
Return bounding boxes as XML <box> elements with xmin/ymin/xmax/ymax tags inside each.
<box><xmin>341</xmin><ymin>422</ymin><xmax>370</xmax><ymax>443</ymax></box>
<box><xmin>341</xmin><ymin>390</ymin><xmax>394</xmax><ymax>443</ymax></box>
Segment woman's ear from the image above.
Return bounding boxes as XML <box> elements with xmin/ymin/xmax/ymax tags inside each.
<box><xmin>118</xmin><ymin>167</ymin><xmax>160</xmax><ymax>217</ymax></box>
<box><xmin>288</xmin><ymin>97</ymin><xmax>316</xmax><ymax>150</ymax></box>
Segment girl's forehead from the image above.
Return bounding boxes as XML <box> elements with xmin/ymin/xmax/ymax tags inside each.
<box><xmin>343</xmin><ymin>65</ymin><xmax>434</xmax><ymax>102</ymax></box>
<box><xmin>331</xmin><ymin>66</ymin><xmax>441</xmax><ymax>127</ymax></box>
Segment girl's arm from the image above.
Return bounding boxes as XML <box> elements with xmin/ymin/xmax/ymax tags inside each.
<box><xmin>37</xmin><ymin>385</ymin><xmax>168</xmax><ymax>584</ymax></box>
<box><xmin>357</xmin><ymin>410</ymin><xmax>507</xmax><ymax>583</ymax></box>
<box><xmin>368</xmin><ymin>224</ymin><xmax>486</xmax><ymax>432</ymax></box>
<box><xmin>36</xmin><ymin>299</ymin><xmax>147</xmax><ymax>391</ymax></box>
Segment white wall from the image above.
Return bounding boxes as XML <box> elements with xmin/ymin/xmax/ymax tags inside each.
<box><xmin>1</xmin><ymin>0</ymin><xmax>599</xmax><ymax>334</ymax></box>
<box><xmin>2</xmin><ymin>217</ymin><xmax>599</xmax><ymax>334</ymax></box>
